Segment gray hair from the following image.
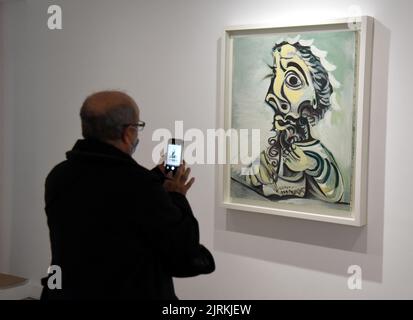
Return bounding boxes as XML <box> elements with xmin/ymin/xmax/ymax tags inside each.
<box><xmin>80</xmin><ymin>103</ymin><xmax>136</xmax><ymax>141</ymax></box>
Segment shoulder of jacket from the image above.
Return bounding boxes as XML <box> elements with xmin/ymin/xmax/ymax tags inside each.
<box><xmin>126</xmin><ymin>162</ymin><xmax>163</xmax><ymax>184</ymax></box>
<box><xmin>46</xmin><ymin>160</ymin><xmax>70</xmax><ymax>179</ymax></box>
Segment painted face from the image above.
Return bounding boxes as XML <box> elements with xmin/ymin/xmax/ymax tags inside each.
<box><xmin>265</xmin><ymin>44</ymin><xmax>317</xmax><ymax>131</ymax></box>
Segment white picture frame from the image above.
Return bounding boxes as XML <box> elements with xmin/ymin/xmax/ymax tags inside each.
<box><xmin>218</xmin><ymin>16</ymin><xmax>374</xmax><ymax>226</ymax></box>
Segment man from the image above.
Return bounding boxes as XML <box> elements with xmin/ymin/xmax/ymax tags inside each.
<box><xmin>41</xmin><ymin>91</ymin><xmax>215</xmax><ymax>300</ymax></box>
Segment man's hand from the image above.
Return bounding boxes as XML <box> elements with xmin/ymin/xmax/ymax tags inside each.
<box><xmin>284</xmin><ymin>144</ymin><xmax>317</xmax><ymax>173</ymax></box>
<box><xmin>163</xmin><ymin>161</ymin><xmax>195</xmax><ymax>196</ymax></box>
<box><xmin>155</xmin><ymin>162</ymin><xmax>166</xmax><ymax>175</ymax></box>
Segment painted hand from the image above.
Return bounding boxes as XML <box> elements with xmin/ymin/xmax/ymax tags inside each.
<box><xmin>284</xmin><ymin>144</ymin><xmax>317</xmax><ymax>173</ymax></box>
<box><xmin>245</xmin><ymin>151</ymin><xmax>277</xmax><ymax>187</ymax></box>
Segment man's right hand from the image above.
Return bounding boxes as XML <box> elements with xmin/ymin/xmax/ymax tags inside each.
<box><xmin>163</xmin><ymin>161</ymin><xmax>195</xmax><ymax>196</ymax></box>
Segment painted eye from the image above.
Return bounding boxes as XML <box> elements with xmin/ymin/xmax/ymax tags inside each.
<box><xmin>285</xmin><ymin>72</ymin><xmax>303</xmax><ymax>89</ymax></box>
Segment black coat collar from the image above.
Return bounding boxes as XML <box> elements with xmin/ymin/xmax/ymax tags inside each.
<box><xmin>66</xmin><ymin>139</ymin><xmax>136</xmax><ymax>165</ymax></box>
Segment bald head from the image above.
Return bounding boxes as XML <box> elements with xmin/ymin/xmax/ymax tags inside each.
<box><xmin>80</xmin><ymin>91</ymin><xmax>139</xmax><ymax>142</ymax></box>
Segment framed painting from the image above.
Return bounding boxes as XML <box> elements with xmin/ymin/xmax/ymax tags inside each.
<box><xmin>218</xmin><ymin>17</ymin><xmax>374</xmax><ymax>226</ymax></box>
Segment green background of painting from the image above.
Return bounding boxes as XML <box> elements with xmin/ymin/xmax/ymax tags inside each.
<box><xmin>231</xmin><ymin>30</ymin><xmax>357</xmax><ymax>205</ymax></box>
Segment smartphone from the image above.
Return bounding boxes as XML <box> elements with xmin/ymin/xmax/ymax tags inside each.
<box><xmin>164</xmin><ymin>138</ymin><xmax>184</xmax><ymax>176</ymax></box>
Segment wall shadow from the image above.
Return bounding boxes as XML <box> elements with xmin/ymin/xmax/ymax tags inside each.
<box><xmin>214</xmin><ymin>19</ymin><xmax>390</xmax><ymax>282</ymax></box>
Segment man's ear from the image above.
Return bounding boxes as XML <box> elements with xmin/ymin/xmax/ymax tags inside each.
<box><xmin>312</xmin><ymin>96</ymin><xmax>317</xmax><ymax>110</ymax></box>
<box><xmin>121</xmin><ymin>127</ymin><xmax>131</xmax><ymax>145</ymax></box>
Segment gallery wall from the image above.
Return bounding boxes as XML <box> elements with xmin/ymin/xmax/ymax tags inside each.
<box><xmin>0</xmin><ymin>1</ymin><xmax>13</xmax><ymax>273</ymax></box>
<box><xmin>0</xmin><ymin>1</ymin><xmax>6</xmax><ymax>272</ymax></box>
<box><xmin>1</xmin><ymin>0</ymin><xmax>413</xmax><ymax>298</ymax></box>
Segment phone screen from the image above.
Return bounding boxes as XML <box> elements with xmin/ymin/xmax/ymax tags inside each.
<box><xmin>166</xmin><ymin>144</ymin><xmax>182</xmax><ymax>167</ymax></box>
<box><xmin>165</xmin><ymin>141</ymin><xmax>183</xmax><ymax>174</ymax></box>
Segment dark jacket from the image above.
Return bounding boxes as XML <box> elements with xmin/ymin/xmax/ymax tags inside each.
<box><xmin>41</xmin><ymin>139</ymin><xmax>215</xmax><ymax>300</ymax></box>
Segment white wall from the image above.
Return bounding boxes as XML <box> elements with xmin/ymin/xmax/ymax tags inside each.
<box><xmin>1</xmin><ymin>0</ymin><xmax>413</xmax><ymax>299</ymax></box>
<box><xmin>0</xmin><ymin>1</ymin><xmax>7</xmax><ymax>272</ymax></box>
<box><xmin>0</xmin><ymin>0</ymin><xmax>15</xmax><ymax>273</ymax></box>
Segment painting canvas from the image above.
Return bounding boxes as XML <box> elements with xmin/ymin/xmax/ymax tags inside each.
<box><xmin>220</xmin><ymin>17</ymin><xmax>373</xmax><ymax>226</ymax></box>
